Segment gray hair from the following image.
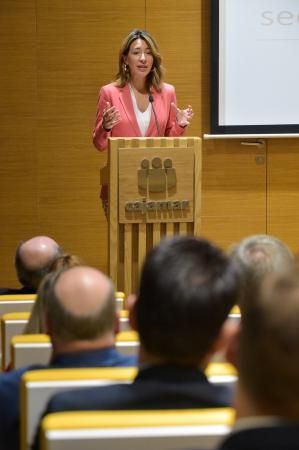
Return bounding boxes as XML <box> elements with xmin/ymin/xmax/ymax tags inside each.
<box><xmin>229</xmin><ymin>234</ymin><xmax>293</xmax><ymax>312</ymax></box>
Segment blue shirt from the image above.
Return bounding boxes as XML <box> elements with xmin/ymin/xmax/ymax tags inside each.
<box><xmin>0</xmin><ymin>346</ymin><xmax>137</xmax><ymax>450</ymax></box>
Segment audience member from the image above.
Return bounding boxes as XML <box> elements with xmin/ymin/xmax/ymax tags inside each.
<box><xmin>0</xmin><ymin>265</ymin><xmax>136</xmax><ymax>450</ymax></box>
<box><xmin>229</xmin><ymin>234</ymin><xmax>293</xmax><ymax>311</ymax></box>
<box><xmin>0</xmin><ymin>236</ymin><xmax>63</xmax><ymax>294</ymax></box>
<box><xmin>24</xmin><ymin>254</ymin><xmax>82</xmax><ymax>334</ymax></box>
<box><xmin>42</xmin><ymin>236</ymin><xmax>241</xmax><ymax>416</ymax></box>
<box><xmin>225</xmin><ymin>234</ymin><xmax>294</xmax><ymax>366</ymax></box>
<box><xmin>219</xmin><ymin>264</ymin><xmax>299</xmax><ymax>450</ymax></box>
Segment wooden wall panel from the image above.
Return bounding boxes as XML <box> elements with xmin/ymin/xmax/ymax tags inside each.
<box><xmin>0</xmin><ymin>1</ymin><xmax>146</xmax><ymax>286</ymax></box>
<box><xmin>35</xmin><ymin>1</ymin><xmax>146</xmax><ymax>274</ymax></box>
<box><xmin>146</xmin><ymin>0</ymin><xmax>201</xmax><ymax>137</ymax></box>
<box><xmin>0</xmin><ymin>1</ymin><xmax>38</xmax><ymax>286</ymax></box>
<box><xmin>268</xmin><ymin>139</ymin><xmax>299</xmax><ymax>252</ymax></box>
<box><xmin>201</xmin><ymin>140</ymin><xmax>267</xmax><ymax>248</ymax></box>
<box><xmin>1</xmin><ymin>0</ymin><xmax>299</xmax><ymax>287</ymax></box>
<box><xmin>146</xmin><ymin>1</ymin><xmax>267</xmax><ymax>250</ymax></box>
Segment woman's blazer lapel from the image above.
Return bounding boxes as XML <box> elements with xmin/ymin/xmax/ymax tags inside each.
<box><xmin>119</xmin><ymin>84</ymin><xmax>141</xmax><ymax>136</ymax></box>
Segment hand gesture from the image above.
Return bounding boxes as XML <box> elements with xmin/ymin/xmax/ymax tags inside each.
<box><xmin>171</xmin><ymin>103</ymin><xmax>194</xmax><ymax>127</ymax></box>
<box><xmin>102</xmin><ymin>102</ymin><xmax>122</xmax><ymax>131</ymax></box>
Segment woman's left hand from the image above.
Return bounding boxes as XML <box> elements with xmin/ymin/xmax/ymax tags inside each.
<box><xmin>171</xmin><ymin>103</ymin><xmax>194</xmax><ymax>127</ymax></box>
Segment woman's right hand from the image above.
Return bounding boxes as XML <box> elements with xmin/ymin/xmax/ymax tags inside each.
<box><xmin>102</xmin><ymin>102</ymin><xmax>122</xmax><ymax>131</ymax></box>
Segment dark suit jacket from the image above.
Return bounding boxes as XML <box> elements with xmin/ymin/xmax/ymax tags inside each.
<box><xmin>46</xmin><ymin>363</ymin><xmax>233</xmax><ymax>412</ymax></box>
<box><xmin>0</xmin><ymin>286</ymin><xmax>35</xmax><ymax>295</ymax></box>
<box><xmin>0</xmin><ymin>346</ymin><xmax>136</xmax><ymax>450</ymax></box>
<box><xmin>32</xmin><ymin>364</ymin><xmax>233</xmax><ymax>450</ymax></box>
<box><xmin>218</xmin><ymin>422</ymin><xmax>299</xmax><ymax>450</ymax></box>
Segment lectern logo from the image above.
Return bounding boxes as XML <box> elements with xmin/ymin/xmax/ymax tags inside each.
<box><xmin>124</xmin><ymin>156</ymin><xmax>190</xmax><ymax>214</ymax></box>
<box><xmin>138</xmin><ymin>157</ymin><xmax>176</xmax><ymax>193</ymax></box>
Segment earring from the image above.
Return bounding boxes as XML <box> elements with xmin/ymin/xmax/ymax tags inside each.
<box><xmin>123</xmin><ymin>63</ymin><xmax>128</xmax><ymax>72</ymax></box>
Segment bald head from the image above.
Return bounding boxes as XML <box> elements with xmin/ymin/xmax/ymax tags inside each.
<box><xmin>55</xmin><ymin>267</ymin><xmax>112</xmax><ymax>317</ymax></box>
<box><xmin>19</xmin><ymin>236</ymin><xmax>61</xmax><ymax>270</ymax></box>
<box><xmin>41</xmin><ymin>266</ymin><xmax>116</xmax><ymax>342</ymax></box>
<box><xmin>15</xmin><ymin>236</ymin><xmax>63</xmax><ymax>290</ymax></box>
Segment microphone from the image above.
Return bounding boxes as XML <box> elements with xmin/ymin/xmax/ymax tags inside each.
<box><xmin>149</xmin><ymin>95</ymin><xmax>161</xmax><ymax>137</ymax></box>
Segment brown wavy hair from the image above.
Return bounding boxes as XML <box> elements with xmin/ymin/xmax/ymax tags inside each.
<box><xmin>115</xmin><ymin>29</ymin><xmax>164</xmax><ymax>92</ymax></box>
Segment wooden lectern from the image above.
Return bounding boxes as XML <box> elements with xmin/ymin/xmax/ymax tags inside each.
<box><xmin>107</xmin><ymin>137</ymin><xmax>202</xmax><ymax>295</ymax></box>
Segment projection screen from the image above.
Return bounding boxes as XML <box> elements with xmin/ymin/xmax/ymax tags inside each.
<box><xmin>211</xmin><ymin>0</ymin><xmax>299</xmax><ymax>134</ymax></box>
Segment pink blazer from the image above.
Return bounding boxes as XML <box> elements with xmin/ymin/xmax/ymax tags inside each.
<box><xmin>93</xmin><ymin>82</ymin><xmax>185</xmax><ymax>151</ymax></box>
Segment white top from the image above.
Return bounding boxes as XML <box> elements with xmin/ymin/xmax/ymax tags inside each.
<box><xmin>129</xmin><ymin>84</ymin><xmax>151</xmax><ymax>137</ymax></box>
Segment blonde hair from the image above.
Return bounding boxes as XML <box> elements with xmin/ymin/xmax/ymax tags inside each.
<box><xmin>23</xmin><ymin>254</ymin><xmax>83</xmax><ymax>334</ymax></box>
<box><xmin>115</xmin><ymin>29</ymin><xmax>164</xmax><ymax>92</ymax></box>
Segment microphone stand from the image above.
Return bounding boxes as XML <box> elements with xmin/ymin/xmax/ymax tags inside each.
<box><xmin>149</xmin><ymin>95</ymin><xmax>161</xmax><ymax>137</ymax></box>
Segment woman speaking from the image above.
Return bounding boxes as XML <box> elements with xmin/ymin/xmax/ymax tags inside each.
<box><xmin>93</xmin><ymin>29</ymin><xmax>194</xmax><ymax>210</ymax></box>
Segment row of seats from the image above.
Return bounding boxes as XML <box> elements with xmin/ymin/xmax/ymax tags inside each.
<box><xmin>39</xmin><ymin>408</ymin><xmax>235</xmax><ymax>450</ymax></box>
<box><xmin>9</xmin><ymin>332</ymin><xmax>236</xmax><ymax>381</ymax></box>
<box><xmin>0</xmin><ymin>293</ymin><xmax>127</xmax><ymax>370</ymax></box>
<box><xmin>20</xmin><ymin>365</ymin><xmax>236</xmax><ymax>450</ymax></box>
<box><xmin>0</xmin><ymin>294</ymin><xmax>240</xmax><ymax>323</ymax></box>
<box><xmin>1</xmin><ymin>311</ymin><xmax>131</xmax><ymax>370</ymax></box>
<box><xmin>0</xmin><ymin>294</ymin><xmax>238</xmax><ymax>450</ymax></box>
<box><xmin>3</xmin><ymin>324</ymin><xmax>241</xmax><ymax>373</ymax></box>
<box><xmin>0</xmin><ymin>295</ymin><xmax>240</xmax><ymax>371</ymax></box>
<box><xmin>0</xmin><ymin>292</ymin><xmax>125</xmax><ymax>316</ymax></box>
<box><xmin>11</xmin><ymin>331</ymin><xmax>139</xmax><ymax>370</ymax></box>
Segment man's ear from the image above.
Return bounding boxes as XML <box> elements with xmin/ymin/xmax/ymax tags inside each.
<box><xmin>225</xmin><ymin>320</ymin><xmax>241</xmax><ymax>369</ymax></box>
<box><xmin>114</xmin><ymin>310</ymin><xmax>120</xmax><ymax>335</ymax></box>
<box><xmin>126</xmin><ymin>294</ymin><xmax>138</xmax><ymax>331</ymax></box>
<box><xmin>208</xmin><ymin>319</ymin><xmax>240</xmax><ymax>364</ymax></box>
<box><xmin>44</xmin><ymin>313</ymin><xmax>52</xmax><ymax>336</ymax></box>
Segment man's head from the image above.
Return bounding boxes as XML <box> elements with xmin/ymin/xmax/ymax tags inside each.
<box><xmin>132</xmin><ymin>236</ymin><xmax>240</xmax><ymax>365</ymax></box>
<box><xmin>15</xmin><ymin>236</ymin><xmax>63</xmax><ymax>291</ymax></box>
<box><xmin>39</xmin><ymin>266</ymin><xmax>116</xmax><ymax>351</ymax></box>
<box><xmin>237</xmin><ymin>264</ymin><xmax>299</xmax><ymax>420</ymax></box>
<box><xmin>229</xmin><ymin>234</ymin><xmax>293</xmax><ymax>312</ymax></box>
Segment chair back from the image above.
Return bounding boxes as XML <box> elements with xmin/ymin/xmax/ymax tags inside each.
<box><xmin>11</xmin><ymin>331</ymin><xmax>140</xmax><ymax>369</ymax></box>
<box><xmin>229</xmin><ymin>305</ymin><xmax>240</xmax><ymax>318</ymax></box>
<box><xmin>115</xmin><ymin>330</ymin><xmax>139</xmax><ymax>356</ymax></box>
<box><xmin>11</xmin><ymin>334</ymin><xmax>52</xmax><ymax>369</ymax></box>
<box><xmin>0</xmin><ymin>294</ymin><xmax>36</xmax><ymax>313</ymax></box>
<box><xmin>119</xmin><ymin>310</ymin><xmax>130</xmax><ymax>331</ymax></box>
<box><xmin>21</xmin><ymin>367</ymin><xmax>137</xmax><ymax>450</ymax></box>
<box><xmin>2</xmin><ymin>311</ymin><xmax>131</xmax><ymax>370</ymax></box>
<box><xmin>0</xmin><ymin>294</ymin><xmax>35</xmax><ymax>348</ymax></box>
<box><xmin>1</xmin><ymin>312</ymin><xmax>30</xmax><ymax>370</ymax></box>
<box><xmin>40</xmin><ymin>408</ymin><xmax>235</xmax><ymax>450</ymax></box>
<box><xmin>205</xmin><ymin>362</ymin><xmax>237</xmax><ymax>384</ymax></box>
<box><xmin>115</xmin><ymin>292</ymin><xmax>125</xmax><ymax>311</ymax></box>
<box><xmin>20</xmin><ymin>360</ymin><xmax>235</xmax><ymax>450</ymax></box>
